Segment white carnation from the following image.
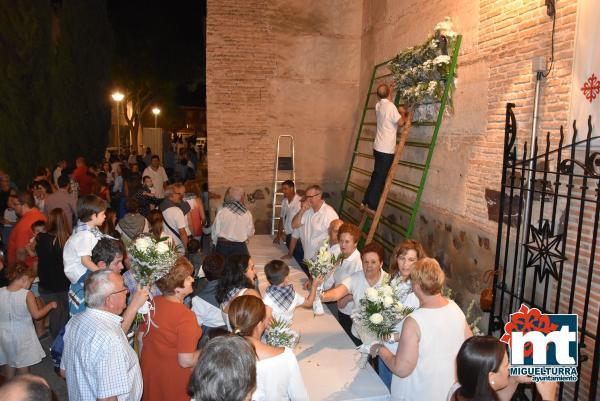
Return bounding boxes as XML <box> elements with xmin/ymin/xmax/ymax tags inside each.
<box><xmin>383</xmin><ymin>296</ymin><xmax>394</xmax><ymax>308</ymax></box>
<box><xmin>365</xmin><ymin>287</ymin><xmax>380</xmax><ymax>302</ymax></box>
<box><xmin>156</xmin><ymin>241</ymin><xmax>170</xmax><ymax>254</ymax></box>
<box><xmin>394</xmin><ymin>301</ymin><xmax>405</xmax><ymax>311</ymax></box>
<box><xmin>370</xmin><ymin>313</ymin><xmax>384</xmax><ymax>325</ymax></box>
<box><xmin>433</xmin><ymin>55</ymin><xmax>451</xmax><ymax>65</ymax></box>
<box><xmin>135</xmin><ymin>237</ymin><xmax>152</xmax><ymax>252</ymax></box>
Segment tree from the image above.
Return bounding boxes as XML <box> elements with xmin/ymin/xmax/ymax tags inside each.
<box><xmin>0</xmin><ymin>1</ymin><xmax>113</xmax><ymax>187</ymax></box>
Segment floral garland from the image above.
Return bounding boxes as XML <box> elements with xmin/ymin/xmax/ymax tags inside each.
<box><xmin>388</xmin><ymin>17</ymin><xmax>458</xmax><ymax>111</ymax></box>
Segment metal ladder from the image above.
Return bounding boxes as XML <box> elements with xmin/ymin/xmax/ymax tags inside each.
<box><xmin>339</xmin><ymin>35</ymin><xmax>462</xmax><ymax>252</ymax></box>
<box><xmin>271</xmin><ymin>135</ymin><xmax>296</xmax><ymax>235</ymax></box>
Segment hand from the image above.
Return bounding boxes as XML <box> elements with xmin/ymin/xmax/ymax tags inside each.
<box><xmin>369</xmin><ymin>343</ymin><xmax>382</xmax><ymax>358</ymax></box>
<box><xmin>313</xmin><ymin>275</ymin><xmax>325</xmax><ymax>287</ymax></box>
<box><xmin>273</xmin><ymin>234</ymin><xmax>282</xmax><ymax>244</ymax></box>
<box><xmin>535</xmin><ymin>381</ymin><xmax>558</xmax><ymax>401</ymax></box>
<box><xmin>300</xmin><ymin>200</ymin><xmax>310</xmax><ymax>211</ymax></box>
<box><xmin>130</xmin><ymin>285</ymin><xmax>150</xmax><ymax>310</ymax></box>
<box><xmin>280</xmin><ymin>253</ymin><xmax>292</xmax><ymax>260</ymax></box>
<box><xmin>49</xmin><ymin>301</ymin><xmax>58</xmax><ymax>309</ymax></box>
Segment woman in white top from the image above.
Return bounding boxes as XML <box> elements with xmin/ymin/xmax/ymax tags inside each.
<box><xmin>379</xmin><ymin>239</ymin><xmax>426</xmax><ymax>389</ymax></box>
<box><xmin>320</xmin><ymin>242</ymin><xmax>389</xmax><ymax>345</ymax></box>
<box><xmin>323</xmin><ymin>223</ymin><xmax>363</xmax><ymax>340</ymax></box>
<box><xmin>371</xmin><ymin>258</ymin><xmax>472</xmax><ymax>401</ymax></box>
<box><xmin>228</xmin><ymin>295</ymin><xmax>308</xmax><ymax>401</ymax></box>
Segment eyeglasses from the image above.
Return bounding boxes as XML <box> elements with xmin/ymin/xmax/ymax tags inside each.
<box><xmin>304</xmin><ymin>192</ymin><xmax>322</xmax><ymax>198</ymax></box>
<box><xmin>109</xmin><ymin>288</ymin><xmax>129</xmax><ymax>296</ymax></box>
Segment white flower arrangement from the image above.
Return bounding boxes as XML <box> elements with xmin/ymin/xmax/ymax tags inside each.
<box><xmin>304</xmin><ymin>239</ymin><xmax>343</xmax><ymax>315</ymax></box>
<box><xmin>265</xmin><ymin>317</ymin><xmax>300</xmax><ymax>348</ymax></box>
<box><xmin>388</xmin><ymin>17</ymin><xmax>459</xmax><ymax>114</ymax></box>
<box><xmin>127</xmin><ymin>234</ymin><xmax>179</xmax><ymax>287</ymax></box>
<box><xmin>353</xmin><ymin>284</ymin><xmax>415</xmax><ymax>341</ymax></box>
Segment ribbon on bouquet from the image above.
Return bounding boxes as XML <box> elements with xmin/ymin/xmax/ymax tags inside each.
<box><xmin>139</xmin><ymin>293</ymin><xmax>158</xmax><ymax>336</ymax></box>
<box><xmin>312</xmin><ymin>269</ymin><xmax>335</xmax><ymax>316</ymax></box>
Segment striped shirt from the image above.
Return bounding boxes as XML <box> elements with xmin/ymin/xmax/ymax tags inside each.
<box><xmin>61</xmin><ymin>308</ymin><xmax>143</xmax><ymax>401</ymax></box>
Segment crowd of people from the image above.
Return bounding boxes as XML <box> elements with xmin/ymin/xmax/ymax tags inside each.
<box><xmin>0</xmin><ymin>85</ymin><xmax>559</xmax><ymax>401</ymax></box>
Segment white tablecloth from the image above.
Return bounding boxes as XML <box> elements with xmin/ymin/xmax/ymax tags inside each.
<box><xmin>248</xmin><ymin>235</ymin><xmax>390</xmax><ymax>401</ymax></box>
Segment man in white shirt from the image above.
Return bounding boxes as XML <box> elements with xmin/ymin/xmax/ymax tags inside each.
<box><xmin>142</xmin><ymin>155</ymin><xmax>169</xmax><ymax>199</ymax></box>
<box><xmin>161</xmin><ymin>183</ymin><xmax>190</xmax><ymax>252</ymax></box>
<box><xmin>291</xmin><ymin>185</ymin><xmax>339</xmax><ymax>276</ymax></box>
<box><xmin>362</xmin><ymin>84</ymin><xmax>407</xmax><ymax>211</ymax></box>
<box><xmin>61</xmin><ymin>270</ymin><xmax>143</xmax><ymax>401</ymax></box>
<box><xmin>211</xmin><ymin>186</ymin><xmax>255</xmax><ymax>257</ymax></box>
<box><xmin>274</xmin><ymin>180</ymin><xmax>304</xmax><ymax>263</ymax></box>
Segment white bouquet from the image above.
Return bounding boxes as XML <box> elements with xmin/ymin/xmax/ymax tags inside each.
<box><xmin>353</xmin><ymin>284</ymin><xmax>415</xmax><ymax>342</ymax></box>
<box><xmin>127</xmin><ymin>235</ymin><xmax>179</xmax><ymax>287</ymax></box>
<box><xmin>304</xmin><ymin>240</ymin><xmax>342</xmax><ymax>315</ymax></box>
<box><xmin>265</xmin><ymin>317</ymin><xmax>300</xmax><ymax>349</ymax></box>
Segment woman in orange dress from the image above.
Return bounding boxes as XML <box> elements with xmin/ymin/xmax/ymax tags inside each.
<box><xmin>140</xmin><ymin>257</ymin><xmax>202</xmax><ymax>401</ymax></box>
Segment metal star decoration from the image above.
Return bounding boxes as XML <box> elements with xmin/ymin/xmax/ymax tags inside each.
<box><xmin>523</xmin><ymin>220</ymin><xmax>567</xmax><ymax>283</ymax></box>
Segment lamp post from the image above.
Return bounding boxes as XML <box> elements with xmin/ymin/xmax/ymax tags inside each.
<box><xmin>152</xmin><ymin>107</ymin><xmax>161</xmax><ymax>128</ymax></box>
<box><xmin>111</xmin><ymin>91</ymin><xmax>124</xmax><ymax>153</ymax></box>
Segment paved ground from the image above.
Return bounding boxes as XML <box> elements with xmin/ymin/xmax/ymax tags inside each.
<box><xmin>30</xmin><ymin>336</ymin><xmax>68</xmax><ymax>401</ymax></box>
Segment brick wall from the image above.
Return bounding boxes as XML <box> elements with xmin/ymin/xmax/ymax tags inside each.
<box><xmin>206</xmin><ymin>0</ymin><xmax>363</xmax><ymax>231</ymax></box>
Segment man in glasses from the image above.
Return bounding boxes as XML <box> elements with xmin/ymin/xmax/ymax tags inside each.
<box><xmin>61</xmin><ymin>270</ymin><xmax>143</xmax><ymax>401</ymax></box>
<box><xmin>291</xmin><ymin>185</ymin><xmax>339</xmax><ymax>277</ymax></box>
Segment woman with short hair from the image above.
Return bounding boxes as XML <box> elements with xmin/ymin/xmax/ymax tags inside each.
<box><xmin>189</xmin><ymin>335</ymin><xmax>257</xmax><ymax>401</ymax></box>
<box><xmin>323</xmin><ymin>223</ymin><xmax>363</xmax><ymax>339</ymax></box>
<box><xmin>228</xmin><ymin>295</ymin><xmax>308</xmax><ymax>401</ymax></box>
<box><xmin>320</xmin><ymin>242</ymin><xmax>389</xmax><ymax>345</ymax></box>
<box><xmin>140</xmin><ymin>257</ymin><xmax>202</xmax><ymax>401</ymax></box>
<box><xmin>371</xmin><ymin>258</ymin><xmax>471</xmax><ymax>401</ymax></box>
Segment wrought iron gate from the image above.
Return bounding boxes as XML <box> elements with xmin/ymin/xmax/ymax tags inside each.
<box><xmin>488</xmin><ymin>103</ymin><xmax>600</xmax><ymax>401</ymax></box>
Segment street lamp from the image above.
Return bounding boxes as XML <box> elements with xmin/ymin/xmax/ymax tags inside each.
<box><xmin>152</xmin><ymin>107</ymin><xmax>161</xmax><ymax>128</ymax></box>
<box><xmin>111</xmin><ymin>91</ymin><xmax>125</xmax><ymax>153</ymax></box>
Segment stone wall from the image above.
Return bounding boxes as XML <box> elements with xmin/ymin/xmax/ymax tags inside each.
<box><xmin>206</xmin><ymin>0</ymin><xmax>363</xmax><ymax>231</ymax></box>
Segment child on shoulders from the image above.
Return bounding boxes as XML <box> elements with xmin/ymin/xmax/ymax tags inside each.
<box><xmin>263</xmin><ymin>260</ymin><xmax>319</xmax><ymax>322</ymax></box>
<box><xmin>62</xmin><ymin>195</ymin><xmax>107</xmax><ymax>315</ymax></box>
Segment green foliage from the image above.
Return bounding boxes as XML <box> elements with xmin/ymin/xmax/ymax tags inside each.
<box><xmin>0</xmin><ymin>1</ymin><xmax>112</xmax><ymax>187</ymax></box>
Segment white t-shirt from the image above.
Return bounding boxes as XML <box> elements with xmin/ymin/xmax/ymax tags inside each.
<box><xmin>210</xmin><ymin>207</ymin><xmax>255</xmax><ymax>244</ymax></box>
<box><xmin>142</xmin><ymin>166</ymin><xmax>168</xmax><ymax>198</ymax></box>
<box><xmin>253</xmin><ymin>347</ymin><xmax>308</xmax><ymax>401</ymax></box>
<box><xmin>263</xmin><ymin>291</ymin><xmax>305</xmax><ymax>322</ymax></box>
<box><xmin>324</xmin><ymin>248</ymin><xmax>363</xmax><ymax>315</ymax></box>
<box><xmin>341</xmin><ymin>269</ymin><xmax>389</xmax><ymax>337</ymax></box>
<box><xmin>162</xmin><ymin>206</ymin><xmax>189</xmax><ymax>250</ymax></box>
<box><xmin>63</xmin><ymin>231</ymin><xmax>100</xmax><ymax>283</ymax></box>
<box><xmin>298</xmin><ymin>202</ymin><xmax>339</xmax><ymax>261</ymax></box>
<box><xmin>281</xmin><ymin>194</ymin><xmax>301</xmax><ymax>236</ymax></box>
<box><xmin>374</xmin><ymin>98</ymin><xmax>401</xmax><ymax>154</ymax></box>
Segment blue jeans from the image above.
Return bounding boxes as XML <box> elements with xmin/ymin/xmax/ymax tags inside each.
<box><xmin>378</xmin><ymin>356</ymin><xmax>393</xmax><ymax>390</ymax></box>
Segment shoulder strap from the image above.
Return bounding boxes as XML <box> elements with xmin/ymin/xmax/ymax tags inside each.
<box><xmin>163</xmin><ymin>217</ymin><xmax>182</xmax><ymax>241</ymax></box>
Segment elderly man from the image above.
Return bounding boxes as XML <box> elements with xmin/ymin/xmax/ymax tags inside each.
<box><xmin>327</xmin><ymin>218</ymin><xmax>344</xmax><ymax>257</ymax></box>
<box><xmin>291</xmin><ymin>185</ymin><xmax>339</xmax><ymax>275</ymax></box>
<box><xmin>61</xmin><ymin>270</ymin><xmax>143</xmax><ymax>401</ymax></box>
<box><xmin>142</xmin><ymin>155</ymin><xmax>169</xmax><ymax>199</ymax></box>
<box><xmin>211</xmin><ymin>187</ymin><xmax>254</xmax><ymax>257</ymax></box>
<box><xmin>362</xmin><ymin>84</ymin><xmax>408</xmax><ymax>212</ymax></box>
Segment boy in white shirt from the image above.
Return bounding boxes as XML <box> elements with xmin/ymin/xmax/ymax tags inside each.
<box><xmin>63</xmin><ymin>195</ymin><xmax>107</xmax><ymax>314</ymax></box>
<box><xmin>263</xmin><ymin>260</ymin><xmax>319</xmax><ymax>322</ymax></box>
